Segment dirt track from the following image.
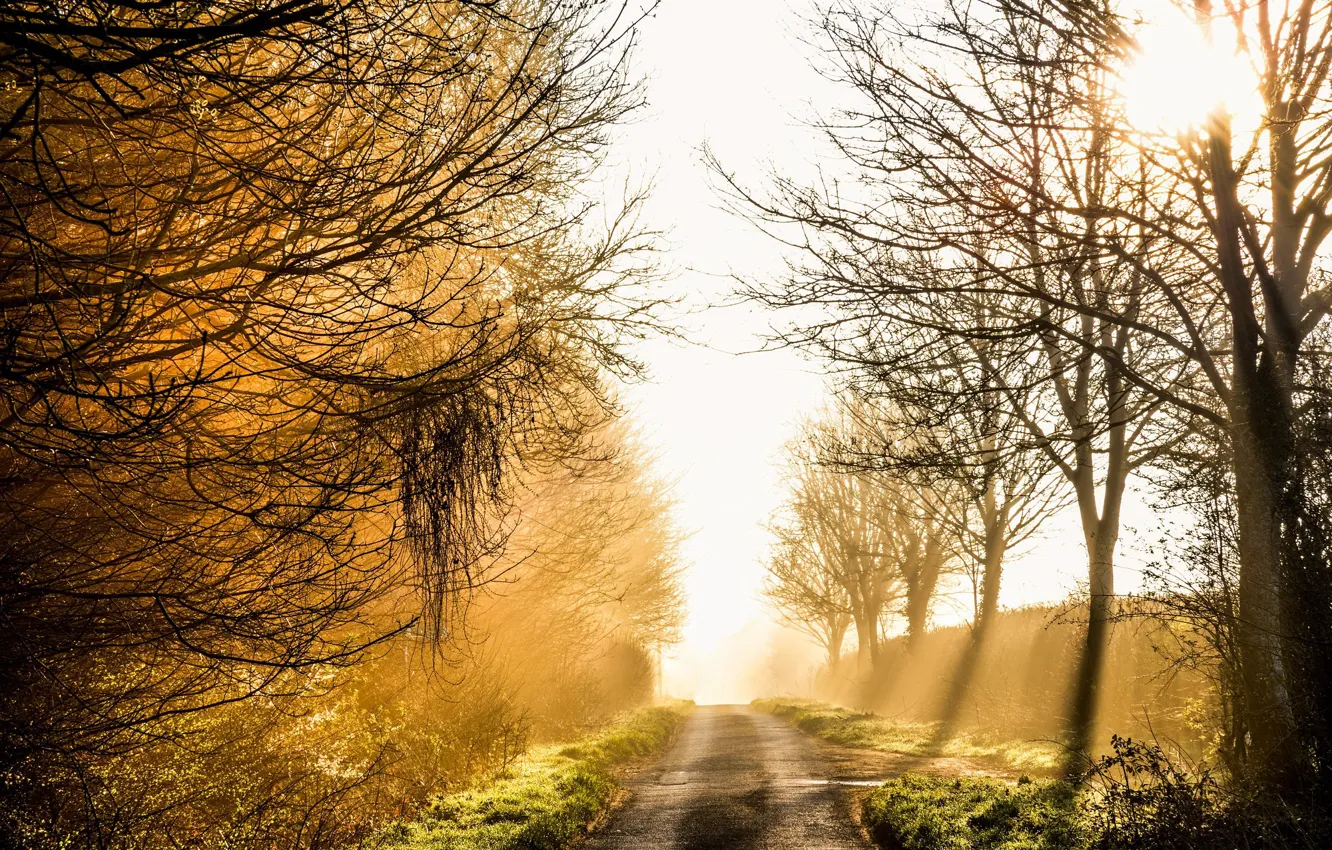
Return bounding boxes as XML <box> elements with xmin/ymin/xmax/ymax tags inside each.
<box><xmin>585</xmin><ymin>704</ymin><xmax>870</xmax><ymax>850</ymax></box>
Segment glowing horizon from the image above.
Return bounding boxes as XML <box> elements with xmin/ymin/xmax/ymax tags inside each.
<box><xmin>609</xmin><ymin>0</ymin><xmax>1163</xmax><ymax>702</ymax></box>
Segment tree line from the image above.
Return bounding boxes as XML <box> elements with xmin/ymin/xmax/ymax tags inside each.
<box><xmin>0</xmin><ymin>2</ymin><xmax>682</xmax><ymax>848</ymax></box>
<box><xmin>738</xmin><ymin>0</ymin><xmax>1332</xmax><ymax>792</ymax></box>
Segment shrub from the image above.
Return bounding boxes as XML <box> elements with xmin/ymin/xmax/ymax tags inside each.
<box><xmin>1083</xmin><ymin>737</ymin><xmax>1332</xmax><ymax>850</ymax></box>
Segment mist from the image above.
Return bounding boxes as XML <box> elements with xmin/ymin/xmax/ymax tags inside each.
<box><xmin>8</xmin><ymin>1</ymin><xmax>1332</xmax><ymax>850</ymax></box>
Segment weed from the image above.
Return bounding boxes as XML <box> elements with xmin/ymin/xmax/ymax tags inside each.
<box><xmin>370</xmin><ymin>702</ymin><xmax>690</xmax><ymax>850</ymax></box>
<box><xmin>752</xmin><ymin>698</ymin><xmax>1061</xmax><ymax>774</ymax></box>
<box><xmin>862</xmin><ymin>775</ymin><xmax>1086</xmax><ymax>850</ymax></box>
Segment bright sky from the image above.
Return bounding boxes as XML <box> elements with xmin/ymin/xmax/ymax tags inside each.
<box><xmin>613</xmin><ymin>0</ymin><xmax>1164</xmax><ymax>703</ymax></box>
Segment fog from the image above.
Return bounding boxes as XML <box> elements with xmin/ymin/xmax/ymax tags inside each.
<box><xmin>615</xmin><ymin>0</ymin><xmax>1171</xmax><ymax>705</ymax></box>
<box><xmin>663</xmin><ymin>618</ymin><xmax>825</xmax><ymax>704</ymax></box>
<box><xmin>11</xmin><ymin>0</ymin><xmax>1332</xmax><ymax>846</ymax></box>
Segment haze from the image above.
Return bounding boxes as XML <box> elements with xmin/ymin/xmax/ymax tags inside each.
<box><xmin>9</xmin><ymin>2</ymin><xmax>1332</xmax><ymax>848</ymax></box>
<box><xmin>617</xmin><ymin>0</ymin><xmax>1153</xmax><ymax>703</ymax></box>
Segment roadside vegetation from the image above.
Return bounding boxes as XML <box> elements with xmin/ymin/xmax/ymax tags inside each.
<box><xmin>861</xmin><ymin>775</ymin><xmax>1083</xmax><ymax>850</ymax></box>
<box><xmin>771</xmin><ymin>701</ymin><xmax>1332</xmax><ymax>850</ymax></box>
<box><xmin>0</xmin><ymin>5</ymin><xmax>686</xmax><ymax>848</ymax></box>
<box><xmin>752</xmin><ymin>698</ymin><xmax>1060</xmax><ymax>775</ymax></box>
<box><xmin>855</xmin><ymin>745</ymin><xmax>1332</xmax><ymax>850</ymax></box>
<box><xmin>374</xmin><ymin>703</ymin><xmax>690</xmax><ymax>850</ymax></box>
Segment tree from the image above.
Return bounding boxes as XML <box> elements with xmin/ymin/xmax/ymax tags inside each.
<box><xmin>1134</xmin><ymin>0</ymin><xmax>1332</xmax><ymax>783</ymax></box>
<box><xmin>0</xmin><ymin>0</ymin><xmax>667</xmax><ymax>838</ymax></box>
<box><xmin>765</xmin><ymin>514</ymin><xmax>854</xmax><ymax>671</ymax></box>
<box><xmin>810</xmin><ymin>0</ymin><xmax>1332</xmax><ymax>782</ymax></box>
<box><xmin>772</xmin><ymin>408</ymin><xmax>962</xmax><ymax>677</ymax></box>
<box><xmin>716</xmin><ymin>0</ymin><xmax>1187</xmax><ymax>765</ymax></box>
<box><xmin>792</xmin><ymin>460</ymin><xmax>896</xmax><ymax>673</ymax></box>
<box><xmin>821</xmin><ymin>386</ymin><xmax>1060</xmax><ymax>651</ymax></box>
<box><xmin>471</xmin><ymin>418</ymin><xmax>686</xmax><ymax>729</ymax></box>
<box><xmin>868</xmin><ymin>475</ymin><xmax>952</xmax><ymax>649</ymax></box>
<box><xmin>813</xmin><ymin>392</ymin><xmax>1059</xmax><ymax>732</ymax></box>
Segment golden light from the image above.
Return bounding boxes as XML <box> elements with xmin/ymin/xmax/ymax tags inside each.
<box><xmin>1117</xmin><ymin>5</ymin><xmax>1260</xmax><ymax>135</ymax></box>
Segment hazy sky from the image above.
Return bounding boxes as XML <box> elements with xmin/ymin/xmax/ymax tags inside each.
<box><xmin>613</xmin><ymin>0</ymin><xmax>1157</xmax><ymax>701</ymax></box>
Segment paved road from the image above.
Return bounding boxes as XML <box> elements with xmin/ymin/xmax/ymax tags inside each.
<box><xmin>586</xmin><ymin>705</ymin><xmax>870</xmax><ymax>850</ymax></box>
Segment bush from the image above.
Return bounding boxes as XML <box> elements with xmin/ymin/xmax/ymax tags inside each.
<box><xmin>858</xmin><ymin>739</ymin><xmax>1332</xmax><ymax>850</ymax></box>
<box><xmin>1084</xmin><ymin>737</ymin><xmax>1332</xmax><ymax>850</ymax></box>
<box><xmin>1081</xmin><ymin>736</ymin><xmax>1221</xmax><ymax>850</ymax></box>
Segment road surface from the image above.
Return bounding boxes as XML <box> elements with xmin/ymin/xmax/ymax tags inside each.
<box><xmin>586</xmin><ymin>704</ymin><xmax>870</xmax><ymax>850</ymax></box>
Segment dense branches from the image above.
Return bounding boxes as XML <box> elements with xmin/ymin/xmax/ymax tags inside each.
<box><xmin>765</xmin><ymin>407</ymin><xmax>963</xmax><ymax>678</ymax></box>
<box><xmin>730</xmin><ymin>0</ymin><xmax>1332</xmax><ymax>786</ymax></box>
<box><xmin>0</xmin><ymin>1</ymin><xmax>673</xmax><ymax>845</ymax></box>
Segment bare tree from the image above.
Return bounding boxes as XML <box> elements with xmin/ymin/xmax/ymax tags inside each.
<box><xmin>765</xmin><ymin>514</ymin><xmax>854</xmax><ymax>671</ymax></box>
<box><xmin>472</xmin><ymin>417</ymin><xmax>686</xmax><ymax>728</ymax></box>
<box><xmin>791</xmin><ymin>460</ymin><xmax>897</xmax><ymax>673</ymax></box>
<box><xmin>773</xmin><ymin>408</ymin><xmax>965</xmax><ymax>679</ymax></box>
<box><xmin>870</xmin><ymin>477</ymin><xmax>952</xmax><ymax>649</ymax></box>
<box><xmin>715</xmin><ymin>0</ymin><xmax>1188</xmax><ymax>765</ymax></box>
<box><xmin>0</xmin><ymin>0</ymin><xmax>668</xmax><ymax>840</ymax></box>
<box><xmin>824</xmin><ymin>386</ymin><xmax>1061</xmax><ymax>648</ymax></box>
<box><xmin>803</xmin><ymin>0</ymin><xmax>1332</xmax><ymax>782</ymax></box>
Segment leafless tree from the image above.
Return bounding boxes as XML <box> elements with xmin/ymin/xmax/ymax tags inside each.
<box><xmin>790</xmin><ymin>459</ymin><xmax>896</xmax><ymax>673</ymax></box>
<box><xmin>0</xmin><ymin>0</ymin><xmax>669</xmax><ymax>841</ymax></box>
<box><xmin>819</xmin><ymin>391</ymin><xmax>1062</xmax><ymax>733</ymax></box>
<box><xmin>725</xmin><ymin>0</ymin><xmax>1332</xmax><ymax>782</ymax></box>
<box><xmin>831</xmin><ymin>0</ymin><xmax>1332</xmax><ymax>782</ymax></box>
<box><xmin>772</xmin><ymin>409</ymin><xmax>965</xmax><ymax>678</ymax></box>
<box><xmin>715</xmin><ymin>0</ymin><xmax>1193</xmax><ymax>766</ymax></box>
<box><xmin>823</xmin><ymin>383</ymin><xmax>1062</xmax><ymax>647</ymax></box>
<box><xmin>765</xmin><ymin>515</ymin><xmax>854</xmax><ymax>671</ymax></box>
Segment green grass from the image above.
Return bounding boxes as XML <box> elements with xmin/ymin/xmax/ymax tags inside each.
<box><xmin>371</xmin><ymin>701</ymin><xmax>691</xmax><ymax>850</ymax></box>
<box><xmin>751</xmin><ymin>698</ymin><xmax>1061</xmax><ymax>774</ymax></box>
<box><xmin>862</xmin><ymin>775</ymin><xmax>1087</xmax><ymax>850</ymax></box>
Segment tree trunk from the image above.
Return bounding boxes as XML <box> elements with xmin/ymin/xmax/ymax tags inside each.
<box><xmin>866</xmin><ymin>606</ymin><xmax>883</xmax><ymax>671</ymax></box>
<box><xmin>827</xmin><ymin>618</ymin><xmax>848</xmax><ymax>671</ymax></box>
<box><xmin>934</xmin><ymin>519</ymin><xmax>1007</xmax><ymax>745</ymax></box>
<box><xmin>977</xmin><ymin>530</ymin><xmax>1004</xmax><ymax>638</ymax></box>
<box><xmin>1207</xmin><ymin>103</ymin><xmax>1305</xmax><ymax>783</ymax></box>
<box><xmin>905</xmin><ymin>528</ymin><xmax>945</xmax><ymax>647</ymax></box>
<box><xmin>1067</xmin><ymin>533</ymin><xmax>1115</xmax><ymax>768</ymax></box>
<box><xmin>1232</xmin><ymin>404</ymin><xmax>1303</xmax><ymax>784</ymax></box>
<box><xmin>854</xmin><ymin>607</ymin><xmax>874</xmax><ymax>675</ymax></box>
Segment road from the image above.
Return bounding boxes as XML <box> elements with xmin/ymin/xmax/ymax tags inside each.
<box><xmin>586</xmin><ymin>705</ymin><xmax>870</xmax><ymax>850</ymax></box>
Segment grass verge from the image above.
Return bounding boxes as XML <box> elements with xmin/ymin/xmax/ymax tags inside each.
<box><xmin>371</xmin><ymin>701</ymin><xmax>691</xmax><ymax>850</ymax></box>
<box><xmin>861</xmin><ymin>775</ymin><xmax>1086</xmax><ymax>850</ymax></box>
<box><xmin>752</xmin><ymin>698</ymin><xmax>1060</xmax><ymax>774</ymax></box>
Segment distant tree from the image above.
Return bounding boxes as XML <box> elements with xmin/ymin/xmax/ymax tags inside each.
<box><xmin>716</xmin><ymin>0</ymin><xmax>1184</xmax><ymax>765</ymax></box>
<box><xmin>791</xmin><ymin>459</ymin><xmax>896</xmax><ymax>674</ymax></box>
<box><xmin>811</xmin><ymin>326</ymin><xmax>1066</xmax><ymax>724</ymax></box>
<box><xmin>771</xmin><ymin>407</ymin><xmax>965</xmax><ymax>676</ymax></box>
<box><xmin>494</xmin><ymin>420</ymin><xmax>687</xmax><ymax>651</ymax></box>
<box><xmin>868</xmin><ymin>475</ymin><xmax>952</xmax><ymax>650</ymax></box>
<box><xmin>766</xmin><ymin>507</ymin><xmax>854</xmax><ymax>671</ymax></box>
<box><xmin>473</xmin><ymin>418</ymin><xmax>686</xmax><ymax>729</ymax></box>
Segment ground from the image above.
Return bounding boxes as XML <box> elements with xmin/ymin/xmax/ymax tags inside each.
<box><xmin>584</xmin><ymin>704</ymin><xmax>1020</xmax><ymax>850</ymax></box>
